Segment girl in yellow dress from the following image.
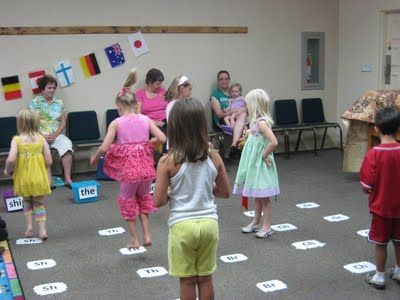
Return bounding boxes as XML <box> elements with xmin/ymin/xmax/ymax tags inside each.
<box><xmin>4</xmin><ymin>109</ymin><xmax>52</xmax><ymax>240</ymax></box>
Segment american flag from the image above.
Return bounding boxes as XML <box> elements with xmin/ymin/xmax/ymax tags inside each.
<box><xmin>104</xmin><ymin>43</ymin><xmax>125</xmax><ymax>68</ymax></box>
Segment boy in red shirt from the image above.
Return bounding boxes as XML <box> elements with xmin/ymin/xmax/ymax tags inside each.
<box><xmin>360</xmin><ymin>107</ymin><xmax>400</xmax><ymax>290</ymax></box>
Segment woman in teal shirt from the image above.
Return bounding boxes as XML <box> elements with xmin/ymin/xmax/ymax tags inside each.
<box><xmin>210</xmin><ymin>70</ymin><xmax>247</xmax><ymax>150</ymax></box>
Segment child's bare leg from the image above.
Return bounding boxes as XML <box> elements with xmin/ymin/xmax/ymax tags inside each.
<box><xmin>32</xmin><ymin>196</ymin><xmax>47</xmax><ymax>239</ymax></box>
<box><xmin>375</xmin><ymin>244</ymin><xmax>388</xmax><ymax>272</ymax></box>
<box><xmin>223</xmin><ymin>116</ymin><xmax>231</xmax><ymax>126</ymax></box>
<box><xmin>23</xmin><ymin>197</ymin><xmax>33</xmax><ymax>238</ymax></box>
<box><xmin>24</xmin><ymin>199</ymin><xmax>33</xmax><ymax>238</ymax></box>
<box><xmin>136</xmin><ymin>181</ymin><xmax>156</xmax><ymax>247</ymax></box>
<box><xmin>252</xmin><ymin>198</ymin><xmax>262</xmax><ymax>226</ymax></box>
<box><xmin>139</xmin><ymin>213</ymin><xmax>152</xmax><ymax>246</ymax></box>
<box><xmin>260</xmin><ymin>197</ymin><xmax>272</xmax><ymax>230</ymax></box>
<box><xmin>23</xmin><ymin>197</ymin><xmax>34</xmax><ymax>237</ymax></box>
<box><xmin>180</xmin><ymin>276</ymin><xmax>197</xmax><ymax>300</ymax></box>
<box><xmin>232</xmin><ymin>112</ymin><xmax>247</xmax><ymax>147</ymax></box>
<box><xmin>198</xmin><ymin>275</ymin><xmax>214</xmax><ymax>300</ymax></box>
<box><xmin>126</xmin><ymin>219</ymin><xmax>140</xmax><ymax>249</ymax></box>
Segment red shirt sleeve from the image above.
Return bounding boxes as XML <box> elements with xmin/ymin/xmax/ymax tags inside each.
<box><xmin>360</xmin><ymin>150</ymin><xmax>376</xmax><ymax>189</ymax></box>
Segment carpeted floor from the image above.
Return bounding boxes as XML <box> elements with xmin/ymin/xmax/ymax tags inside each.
<box><xmin>0</xmin><ymin>149</ymin><xmax>399</xmax><ymax>299</ymax></box>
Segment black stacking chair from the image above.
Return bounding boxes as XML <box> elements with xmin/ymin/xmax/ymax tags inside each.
<box><xmin>0</xmin><ymin>117</ymin><xmax>17</xmax><ymax>156</ymax></box>
<box><xmin>67</xmin><ymin>111</ymin><xmax>103</xmax><ymax>149</ymax></box>
<box><xmin>272</xmin><ymin>99</ymin><xmax>317</xmax><ymax>159</ymax></box>
<box><xmin>106</xmin><ymin>109</ymin><xmax>119</xmax><ymax>130</ymax></box>
<box><xmin>210</xmin><ymin>107</ymin><xmax>231</xmax><ymax>159</ymax></box>
<box><xmin>301</xmin><ymin>98</ymin><xmax>343</xmax><ymax>150</ymax></box>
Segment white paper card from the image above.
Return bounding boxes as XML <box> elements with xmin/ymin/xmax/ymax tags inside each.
<box><xmin>271</xmin><ymin>223</ymin><xmax>297</xmax><ymax>232</ymax></box>
<box><xmin>296</xmin><ymin>202</ymin><xmax>320</xmax><ymax>209</ymax></box>
<box><xmin>292</xmin><ymin>240</ymin><xmax>325</xmax><ymax>250</ymax></box>
<box><xmin>256</xmin><ymin>280</ymin><xmax>287</xmax><ymax>293</ymax></box>
<box><xmin>136</xmin><ymin>266</ymin><xmax>168</xmax><ymax>278</ymax></box>
<box><xmin>78</xmin><ymin>185</ymin><xmax>98</xmax><ymax>200</ymax></box>
<box><xmin>343</xmin><ymin>261</ymin><xmax>375</xmax><ymax>274</ymax></box>
<box><xmin>16</xmin><ymin>238</ymin><xmax>42</xmax><ymax>245</ymax></box>
<box><xmin>243</xmin><ymin>211</ymin><xmax>263</xmax><ymax>217</ymax></box>
<box><xmin>5</xmin><ymin>196</ymin><xmax>23</xmax><ymax>211</ymax></box>
<box><xmin>119</xmin><ymin>246</ymin><xmax>147</xmax><ymax>255</ymax></box>
<box><xmin>357</xmin><ymin>229</ymin><xmax>369</xmax><ymax>237</ymax></box>
<box><xmin>33</xmin><ymin>282</ymin><xmax>67</xmax><ymax>296</ymax></box>
<box><xmin>220</xmin><ymin>254</ymin><xmax>248</xmax><ymax>263</ymax></box>
<box><xmin>98</xmin><ymin>227</ymin><xmax>125</xmax><ymax>236</ymax></box>
<box><xmin>27</xmin><ymin>259</ymin><xmax>56</xmax><ymax>270</ymax></box>
<box><xmin>323</xmin><ymin>214</ymin><xmax>349</xmax><ymax>222</ymax></box>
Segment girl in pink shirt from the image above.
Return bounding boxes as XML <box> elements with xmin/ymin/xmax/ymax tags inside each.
<box><xmin>91</xmin><ymin>69</ymin><xmax>166</xmax><ymax>249</ymax></box>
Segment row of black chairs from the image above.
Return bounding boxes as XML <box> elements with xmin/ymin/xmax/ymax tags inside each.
<box><xmin>0</xmin><ymin>110</ymin><xmax>114</xmax><ymax>176</ymax></box>
<box><xmin>0</xmin><ymin>110</ymin><xmax>121</xmax><ymax>156</ymax></box>
<box><xmin>272</xmin><ymin>98</ymin><xmax>343</xmax><ymax>159</ymax></box>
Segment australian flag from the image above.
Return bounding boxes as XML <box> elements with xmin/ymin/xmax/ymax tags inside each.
<box><xmin>105</xmin><ymin>43</ymin><xmax>125</xmax><ymax>68</ymax></box>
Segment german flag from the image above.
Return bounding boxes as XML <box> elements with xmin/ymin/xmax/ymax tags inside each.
<box><xmin>1</xmin><ymin>75</ymin><xmax>22</xmax><ymax>100</ymax></box>
<box><xmin>80</xmin><ymin>53</ymin><xmax>101</xmax><ymax>78</ymax></box>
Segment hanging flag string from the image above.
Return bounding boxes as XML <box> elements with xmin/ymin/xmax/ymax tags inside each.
<box><xmin>0</xmin><ymin>31</ymin><xmax>145</xmax><ymax>89</ymax></box>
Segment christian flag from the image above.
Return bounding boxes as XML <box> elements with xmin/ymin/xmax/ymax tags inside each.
<box><xmin>29</xmin><ymin>70</ymin><xmax>45</xmax><ymax>94</ymax></box>
<box><xmin>53</xmin><ymin>60</ymin><xmax>75</xmax><ymax>88</ymax></box>
<box><xmin>1</xmin><ymin>75</ymin><xmax>22</xmax><ymax>100</ymax></box>
<box><xmin>80</xmin><ymin>53</ymin><xmax>101</xmax><ymax>78</ymax></box>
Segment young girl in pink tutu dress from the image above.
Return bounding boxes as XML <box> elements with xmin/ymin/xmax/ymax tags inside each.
<box><xmin>91</xmin><ymin>69</ymin><xmax>166</xmax><ymax>249</ymax></box>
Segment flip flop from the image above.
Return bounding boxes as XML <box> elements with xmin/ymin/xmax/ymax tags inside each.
<box><xmin>64</xmin><ymin>183</ymin><xmax>72</xmax><ymax>190</ymax></box>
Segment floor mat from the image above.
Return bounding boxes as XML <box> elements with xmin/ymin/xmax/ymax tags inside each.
<box><xmin>0</xmin><ymin>240</ymin><xmax>24</xmax><ymax>299</ymax></box>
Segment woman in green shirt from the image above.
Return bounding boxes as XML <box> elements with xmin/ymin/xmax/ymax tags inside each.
<box><xmin>210</xmin><ymin>70</ymin><xmax>247</xmax><ymax>150</ymax></box>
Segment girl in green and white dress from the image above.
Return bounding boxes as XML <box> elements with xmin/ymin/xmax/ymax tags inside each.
<box><xmin>233</xmin><ymin>89</ymin><xmax>280</xmax><ymax>238</ymax></box>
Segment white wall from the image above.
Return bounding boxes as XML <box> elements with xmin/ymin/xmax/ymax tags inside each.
<box><xmin>0</xmin><ymin>0</ymin><xmax>339</xmax><ymax>141</ymax></box>
<box><xmin>338</xmin><ymin>0</ymin><xmax>400</xmax><ymax>124</ymax></box>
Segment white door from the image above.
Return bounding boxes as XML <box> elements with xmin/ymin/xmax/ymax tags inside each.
<box><xmin>383</xmin><ymin>12</ymin><xmax>400</xmax><ymax>89</ymax></box>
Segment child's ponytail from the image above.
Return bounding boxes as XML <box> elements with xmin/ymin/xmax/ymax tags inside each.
<box><xmin>116</xmin><ymin>68</ymin><xmax>137</xmax><ymax>107</ymax></box>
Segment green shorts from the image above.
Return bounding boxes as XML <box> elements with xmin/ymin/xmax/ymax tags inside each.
<box><xmin>168</xmin><ymin>218</ymin><xmax>219</xmax><ymax>278</ymax></box>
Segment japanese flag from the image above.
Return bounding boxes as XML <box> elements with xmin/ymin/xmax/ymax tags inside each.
<box><xmin>128</xmin><ymin>31</ymin><xmax>150</xmax><ymax>57</ymax></box>
<box><xmin>29</xmin><ymin>70</ymin><xmax>45</xmax><ymax>94</ymax></box>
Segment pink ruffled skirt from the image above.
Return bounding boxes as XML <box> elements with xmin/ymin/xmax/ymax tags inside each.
<box><xmin>104</xmin><ymin>141</ymin><xmax>155</xmax><ymax>183</ymax></box>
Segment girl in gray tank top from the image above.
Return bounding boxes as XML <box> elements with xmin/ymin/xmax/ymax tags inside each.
<box><xmin>153</xmin><ymin>98</ymin><xmax>230</xmax><ymax>300</ymax></box>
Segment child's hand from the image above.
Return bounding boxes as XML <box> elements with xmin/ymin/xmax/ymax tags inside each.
<box><xmin>150</xmin><ymin>137</ymin><xmax>158</xmax><ymax>145</ymax></box>
<box><xmin>262</xmin><ymin>153</ymin><xmax>272</xmax><ymax>166</ymax></box>
<box><xmin>90</xmin><ymin>155</ymin><xmax>99</xmax><ymax>166</ymax></box>
<box><xmin>362</xmin><ymin>186</ymin><xmax>372</xmax><ymax>195</ymax></box>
